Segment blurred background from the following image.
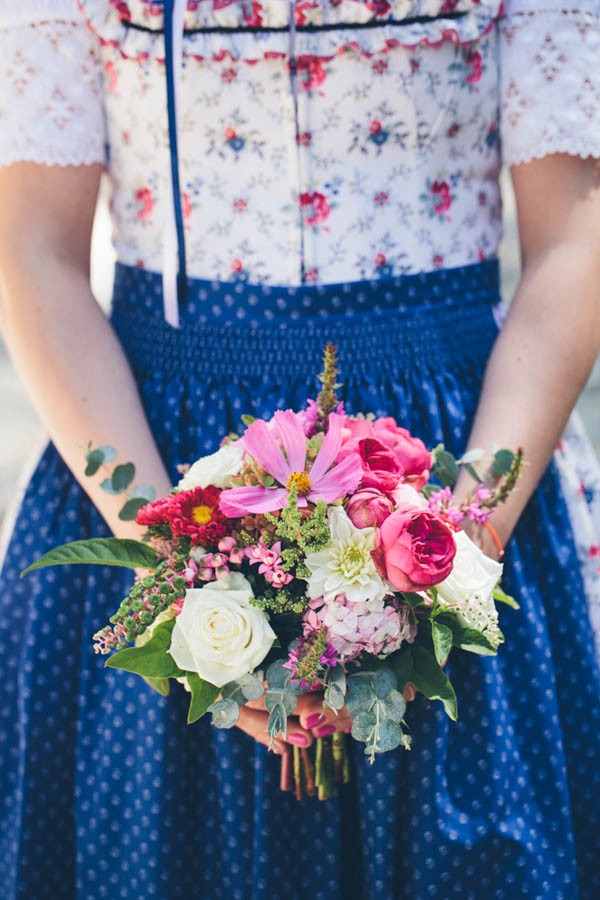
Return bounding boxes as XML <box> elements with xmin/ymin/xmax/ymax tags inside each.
<box><xmin>1</xmin><ymin>171</ymin><xmax>599</xmax><ymax>525</ymax></box>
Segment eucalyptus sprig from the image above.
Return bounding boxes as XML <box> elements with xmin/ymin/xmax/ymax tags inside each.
<box><xmin>83</xmin><ymin>442</ymin><xmax>157</xmax><ymax>521</ymax></box>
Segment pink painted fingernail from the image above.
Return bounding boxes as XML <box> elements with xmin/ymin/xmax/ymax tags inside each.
<box><xmin>287</xmin><ymin>733</ymin><xmax>309</xmax><ymax>747</ymax></box>
<box><xmin>315</xmin><ymin>724</ymin><xmax>336</xmax><ymax>738</ymax></box>
<box><xmin>306</xmin><ymin>713</ymin><xmax>327</xmax><ymax>729</ymax></box>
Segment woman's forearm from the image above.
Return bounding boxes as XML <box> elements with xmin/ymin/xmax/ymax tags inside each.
<box><xmin>0</xmin><ymin>246</ymin><xmax>172</xmax><ymax>539</ymax></box>
<box><xmin>456</xmin><ymin>240</ymin><xmax>600</xmax><ymax>552</ymax></box>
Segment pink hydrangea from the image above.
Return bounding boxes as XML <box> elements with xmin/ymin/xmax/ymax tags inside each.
<box><xmin>303</xmin><ymin>595</ymin><xmax>416</xmax><ymax>663</ymax></box>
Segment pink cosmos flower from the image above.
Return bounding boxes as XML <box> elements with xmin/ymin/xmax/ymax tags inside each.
<box><xmin>219</xmin><ymin>411</ymin><xmax>362</xmax><ymax>516</ymax></box>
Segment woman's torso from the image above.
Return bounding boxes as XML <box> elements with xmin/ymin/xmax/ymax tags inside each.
<box><xmin>83</xmin><ymin>0</ymin><xmax>504</xmax><ymax>286</ymax></box>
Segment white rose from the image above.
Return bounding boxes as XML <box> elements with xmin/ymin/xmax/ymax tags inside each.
<box><xmin>437</xmin><ymin>529</ymin><xmax>503</xmax><ymax>608</ymax></box>
<box><xmin>177</xmin><ymin>442</ymin><xmax>244</xmax><ymax>491</ymax></box>
<box><xmin>169</xmin><ymin>573</ymin><xmax>275</xmax><ymax>688</ymax></box>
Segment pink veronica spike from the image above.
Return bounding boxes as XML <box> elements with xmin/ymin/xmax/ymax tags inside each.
<box><xmin>308</xmin><ymin>452</ymin><xmax>363</xmax><ymax>503</ymax></box>
<box><xmin>309</xmin><ymin>413</ymin><xmax>344</xmax><ymax>483</ymax></box>
<box><xmin>243</xmin><ymin>419</ymin><xmax>291</xmax><ymax>486</ymax></box>
<box><xmin>219</xmin><ymin>486</ymin><xmax>290</xmax><ymax>517</ymax></box>
<box><xmin>273</xmin><ymin>410</ymin><xmax>307</xmax><ymax>474</ymax></box>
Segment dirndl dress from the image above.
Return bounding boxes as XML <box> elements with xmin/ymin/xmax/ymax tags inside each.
<box><xmin>0</xmin><ymin>1</ymin><xmax>599</xmax><ymax>898</ymax></box>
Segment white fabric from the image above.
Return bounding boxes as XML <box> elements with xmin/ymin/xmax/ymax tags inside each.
<box><xmin>500</xmin><ymin>1</ymin><xmax>600</xmax><ymax>165</ymax></box>
<box><xmin>0</xmin><ymin>17</ymin><xmax>106</xmax><ymax>167</ymax></box>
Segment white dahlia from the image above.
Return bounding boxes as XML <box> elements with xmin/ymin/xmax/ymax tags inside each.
<box><xmin>305</xmin><ymin>506</ymin><xmax>388</xmax><ymax>604</ymax></box>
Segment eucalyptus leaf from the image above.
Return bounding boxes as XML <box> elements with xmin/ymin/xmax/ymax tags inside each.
<box><xmin>373</xmin><ymin>668</ymin><xmax>397</xmax><ymax>699</ymax></box>
<box><xmin>221</xmin><ymin>674</ymin><xmax>264</xmax><ymax>705</ymax></box>
<box><xmin>433</xmin><ymin>447</ymin><xmax>459</xmax><ymax>488</ymax></box>
<box><xmin>410</xmin><ymin>644</ymin><xmax>458</xmax><ymax>721</ymax></box>
<box><xmin>21</xmin><ymin>537</ymin><xmax>159</xmax><ymax>577</ymax></box>
<box><xmin>431</xmin><ymin>620</ymin><xmax>453</xmax><ymax>666</ymax></box>
<box><xmin>351</xmin><ymin>710</ymin><xmax>377</xmax><ymax>743</ymax></box>
<box><xmin>208</xmin><ymin>698</ymin><xmax>240</xmax><ymax>729</ymax></box>
<box><xmin>266</xmin><ymin>659</ymin><xmax>296</xmax><ymax>691</ymax></box>
<box><xmin>458</xmin><ymin>448</ymin><xmax>485</xmax><ymax>464</ymax></box>
<box><xmin>463</xmin><ymin>462</ymin><xmax>483</xmax><ymax>484</ymax></box>
<box><xmin>112</xmin><ymin>462</ymin><xmax>136</xmax><ymax>493</ymax></box>
<box><xmin>345</xmin><ymin>680</ymin><xmax>376</xmax><ymax>717</ymax></box>
<box><xmin>119</xmin><ymin>498</ymin><xmax>150</xmax><ymax>522</ymax></box>
<box><xmin>97</xmin><ymin>445</ymin><xmax>116</xmax><ymax>463</ymax></box>
<box><xmin>324</xmin><ymin>682</ymin><xmax>345</xmax><ymax>711</ymax></box>
<box><xmin>129</xmin><ymin>483</ymin><xmax>157</xmax><ymax>502</ymax></box>
<box><xmin>187</xmin><ymin>673</ymin><xmax>220</xmax><ymax>724</ymax></box>
<box><xmin>106</xmin><ymin>620</ymin><xmax>182</xmax><ymax>679</ymax></box>
<box><xmin>267</xmin><ymin>703</ymin><xmax>287</xmax><ymax>739</ymax></box>
<box><xmin>377</xmin><ymin>719</ymin><xmax>404</xmax><ymax>752</ymax></box>
<box><xmin>491</xmin><ymin>449</ymin><xmax>515</xmax><ymax>478</ymax></box>
<box><xmin>84</xmin><ymin>448</ymin><xmax>105</xmax><ymax>477</ymax></box>
<box><xmin>378</xmin><ymin>689</ymin><xmax>407</xmax><ymax>723</ymax></box>
<box><xmin>100</xmin><ymin>477</ymin><xmax>122</xmax><ymax>495</ymax></box>
<box><xmin>265</xmin><ymin>690</ymin><xmax>297</xmax><ymax>717</ymax></box>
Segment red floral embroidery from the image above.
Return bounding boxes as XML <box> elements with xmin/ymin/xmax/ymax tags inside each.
<box><xmin>295</xmin><ymin>56</ymin><xmax>327</xmax><ymax>92</ymax></box>
<box><xmin>299</xmin><ymin>191</ymin><xmax>331</xmax><ymax>227</ymax></box>
<box><xmin>430</xmin><ymin>180</ymin><xmax>452</xmax><ymax>215</ymax></box>
<box><xmin>135</xmin><ymin>187</ymin><xmax>153</xmax><ymax>220</ymax></box>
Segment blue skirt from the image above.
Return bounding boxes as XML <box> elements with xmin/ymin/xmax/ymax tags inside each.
<box><xmin>1</xmin><ymin>261</ymin><xmax>599</xmax><ymax>899</ymax></box>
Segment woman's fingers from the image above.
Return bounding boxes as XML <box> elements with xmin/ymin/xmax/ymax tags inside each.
<box><xmin>296</xmin><ymin>696</ymin><xmax>353</xmax><ymax>736</ymax></box>
<box><xmin>235</xmin><ymin>706</ymin><xmax>314</xmax><ymax>750</ymax></box>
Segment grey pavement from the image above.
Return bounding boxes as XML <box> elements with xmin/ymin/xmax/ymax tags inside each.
<box><xmin>1</xmin><ymin>173</ymin><xmax>598</xmax><ymax>521</ymax></box>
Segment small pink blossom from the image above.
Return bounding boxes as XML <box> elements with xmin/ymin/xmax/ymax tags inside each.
<box><xmin>431</xmin><ymin>180</ymin><xmax>452</xmax><ymax>216</ymax></box>
<box><xmin>299</xmin><ymin>191</ymin><xmax>331</xmax><ymax>227</ymax></box>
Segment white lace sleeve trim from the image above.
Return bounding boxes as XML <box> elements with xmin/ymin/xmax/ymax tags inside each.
<box><xmin>0</xmin><ymin>20</ymin><xmax>106</xmax><ymax>168</ymax></box>
<box><xmin>0</xmin><ymin>0</ymin><xmax>80</xmax><ymax>27</ymax></box>
<box><xmin>500</xmin><ymin>6</ymin><xmax>600</xmax><ymax>166</ymax></box>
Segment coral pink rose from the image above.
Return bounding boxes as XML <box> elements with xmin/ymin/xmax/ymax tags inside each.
<box><xmin>359</xmin><ymin>438</ymin><xmax>404</xmax><ymax>492</ymax></box>
<box><xmin>372</xmin><ymin>417</ymin><xmax>432</xmax><ymax>489</ymax></box>
<box><xmin>346</xmin><ymin>488</ymin><xmax>394</xmax><ymax>529</ymax></box>
<box><xmin>375</xmin><ymin>503</ymin><xmax>456</xmax><ymax>591</ymax></box>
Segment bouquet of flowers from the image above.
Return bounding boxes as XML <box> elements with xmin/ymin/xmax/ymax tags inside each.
<box><xmin>23</xmin><ymin>345</ymin><xmax>521</xmax><ymax>799</ymax></box>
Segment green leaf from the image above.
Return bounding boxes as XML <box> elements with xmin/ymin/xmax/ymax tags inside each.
<box><xmin>345</xmin><ymin>679</ymin><xmax>376</xmax><ymax>717</ymax></box>
<box><xmin>100</xmin><ymin>477</ymin><xmax>121</xmax><ymax>495</ymax></box>
<box><xmin>241</xmin><ymin>414</ymin><xmax>258</xmax><ymax>427</ymax></box>
<box><xmin>118</xmin><ymin>498</ymin><xmax>150</xmax><ymax>521</ymax></box>
<box><xmin>434</xmin><ymin>614</ymin><xmax>499</xmax><ymax>656</ymax></box>
<box><xmin>377</xmin><ymin>719</ymin><xmax>404</xmax><ymax>753</ymax></box>
<box><xmin>373</xmin><ymin>668</ymin><xmax>397</xmax><ymax>699</ymax></box>
<box><xmin>209</xmin><ymin>698</ymin><xmax>240</xmax><ymax>729</ymax></box>
<box><xmin>112</xmin><ymin>462</ymin><xmax>136</xmax><ymax>492</ymax></box>
<box><xmin>431</xmin><ymin>620</ymin><xmax>453</xmax><ymax>666</ymax></box>
<box><xmin>458</xmin><ymin>448</ymin><xmax>484</xmax><ymax>465</ymax></box>
<box><xmin>187</xmin><ymin>673</ymin><xmax>220</xmax><ymax>724</ymax></box>
<box><xmin>265</xmin><ymin>690</ymin><xmax>297</xmax><ymax>717</ymax></box>
<box><xmin>491</xmin><ymin>449</ymin><xmax>515</xmax><ymax>478</ymax></box>
<box><xmin>351</xmin><ymin>710</ymin><xmax>377</xmax><ymax>743</ymax></box>
<box><xmin>267</xmin><ymin>703</ymin><xmax>287</xmax><ymax>739</ymax></box>
<box><xmin>410</xmin><ymin>644</ymin><xmax>458</xmax><ymax>721</ymax></box>
<box><xmin>324</xmin><ymin>683</ymin><xmax>345</xmax><ymax>711</ymax></box>
<box><xmin>84</xmin><ymin>448</ymin><xmax>105</xmax><ymax>477</ymax></box>
<box><xmin>20</xmin><ymin>537</ymin><xmax>159</xmax><ymax>577</ymax></box>
<box><xmin>387</xmin><ymin>646</ymin><xmax>414</xmax><ymax>691</ymax></box>
<box><xmin>378</xmin><ymin>689</ymin><xmax>407</xmax><ymax>723</ymax></box>
<box><xmin>463</xmin><ymin>462</ymin><xmax>484</xmax><ymax>484</ymax></box>
<box><xmin>142</xmin><ymin>675</ymin><xmax>170</xmax><ymax>696</ymax></box>
<box><xmin>432</xmin><ymin>447</ymin><xmax>460</xmax><ymax>488</ymax></box>
<box><xmin>97</xmin><ymin>445</ymin><xmax>116</xmax><ymax>463</ymax></box>
<box><xmin>129</xmin><ymin>483</ymin><xmax>157</xmax><ymax>502</ymax></box>
<box><xmin>105</xmin><ymin>620</ymin><xmax>182</xmax><ymax>679</ymax></box>
<box><xmin>493</xmin><ymin>585</ymin><xmax>520</xmax><ymax>609</ymax></box>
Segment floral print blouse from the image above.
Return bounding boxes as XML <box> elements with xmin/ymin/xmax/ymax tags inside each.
<box><xmin>0</xmin><ymin>0</ymin><xmax>598</xmax><ymax>287</ymax></box>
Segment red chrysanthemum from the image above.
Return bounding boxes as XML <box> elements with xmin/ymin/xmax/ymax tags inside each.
<box><xmin>169</xmin><ymin>486</ymin><xmax>229</xmax><ymax>546</ymax></box>
<box><xmin>135</xmin><ymin>495</ymin><xmax>175</xmax><ymax>528</ymax></box>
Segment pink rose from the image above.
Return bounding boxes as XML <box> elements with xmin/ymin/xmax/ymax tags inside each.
<box><xmin>346</xmin><ymin>488</ymin><xmax>394</xmax><ymax>529</ymax></box>
<box><xmin>375</xmin><ymin>503</ymin><xmax>456</xmax><ymax>591</ymax></box>
<box><xmin>372</xmin><ymin>417</ymin><xmax>432</xmax><ymax>489</ymax></box>
<box><xmin>299</xmin><ymin>191</ymin><xmax>330</xmax><ymax>227</ymax></box>
<box><xmin>359</xmin><ymin>438</ymin><xmax>404</xmax><ymax>492</ymax></box>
